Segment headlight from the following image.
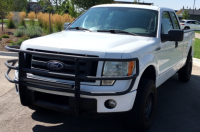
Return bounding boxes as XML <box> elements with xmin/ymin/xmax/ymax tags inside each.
<box><xmin>102</xmin><ymin>61</ymin><xmax>135</xmax><ymax>85</ymax></box>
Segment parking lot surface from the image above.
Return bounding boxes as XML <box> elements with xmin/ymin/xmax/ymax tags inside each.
<box><xmin>0</xmin><ymin>57</ymin><xmax>200</xmax><ymax>132</ymax></box>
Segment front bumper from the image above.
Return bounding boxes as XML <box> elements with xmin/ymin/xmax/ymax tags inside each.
<box><xmin>5</xmin><ymin>45</ymin><xmax>139</xmax><ymax>115</ymax></box>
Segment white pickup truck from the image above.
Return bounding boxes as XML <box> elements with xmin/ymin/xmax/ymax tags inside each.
<box><xmin>5</xmin><ymin>4</ymin><xmax>195</xmax><ymax>131</ymax></box>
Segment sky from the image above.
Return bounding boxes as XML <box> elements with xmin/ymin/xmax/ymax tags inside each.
<box><xmin>32</xmin><ymin>0</ymin><xmax>199</xmax><ymax>10</ymax></box>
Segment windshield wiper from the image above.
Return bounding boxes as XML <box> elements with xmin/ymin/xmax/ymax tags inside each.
<box><xmin>68</xmin><ymin>27</ymin><xmax>92</xmax><ymax>32</ymax></box>
<box><xmin>97</xmin><ymin>29</ymin><xmax>138</xmax><ymax>36</ymax></box>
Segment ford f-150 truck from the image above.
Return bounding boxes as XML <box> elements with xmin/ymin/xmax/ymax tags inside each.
<box><xmin>5</xmin><ymin>4</ymin><xmax>195</xmax><ymax>131</ymax></box>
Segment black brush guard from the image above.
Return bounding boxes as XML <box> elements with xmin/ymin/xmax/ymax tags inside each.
<box><xmin>4</xmin><ymin>45</ymin><xmax>139</xmax><ymax>115</ymax></box>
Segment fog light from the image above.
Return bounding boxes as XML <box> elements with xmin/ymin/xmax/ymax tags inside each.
<box><xmin>105</xmin><ymin>99</ymin><xmax>117</xmax><ymax>109</ymax></box>
<box><xmin>102</xmin><ymin>80</ymin><xmax>115</xmax><ymax>85</ymax></box>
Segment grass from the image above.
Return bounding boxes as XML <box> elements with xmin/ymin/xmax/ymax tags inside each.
<box><xmin>194</xmin><ymin>38</ymin><xmax>200</xmax><ymax>59</ymax></box>
<box><xmin>195</xmin><ymin>31</ymin><xmax>200</xmax><ymax>34</ymax></box>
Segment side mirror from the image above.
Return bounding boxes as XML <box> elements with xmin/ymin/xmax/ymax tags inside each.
<box><xmin>161</xmin><ymin>29</ymin><xmax>184</xmax><ymax>42</ymax></box>
<box><xmin>64</xmin><ymin>23</ymin><xmax>71</xmax><ymax>30</ymax></box>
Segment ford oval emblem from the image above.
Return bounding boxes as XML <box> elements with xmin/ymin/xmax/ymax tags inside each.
<box><xmin>47</xmin><ymin>60</ymin><xmax>65</xmax><ymax>71</ymax></box>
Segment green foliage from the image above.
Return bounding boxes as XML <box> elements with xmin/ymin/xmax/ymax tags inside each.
<box><xmin>0</xmin><ymin>0</ymin><xmax>13</xmax><ymax>31</ymax></box>
<box><xmin>12</xmin><ymin>0</ymin><xmax>28</xmax><ymax>12</ymax></box>
<box><xmin>194</xmin><ymin>38</ymin><xmax>200</xmax><ymax>59</ymax></box>
<box><xmin>72</xmin><ymin>0</ymin><xmax>114</xmax><ymax>11</ymax></box>
<box><xmin>1</xmin><ymin>34</ymin><xmax>9</xmax><ymax>38</ymax></box>
<box><xmin>10</xmin><ymin>36</ymin><xmax>30</xmax><ymax>46</ymax></box>
<box><xmin>20</xmin><ymin>19</ymin><xmax>26</xmax><ymax>28</ymax></box>
<box><xmin>55</xmin><ymin>0</ymin><xmax>69</xmax><ymax>14</ymax></box>
<box><xmin>182</xmin><ymin>9</ymin><xmax>190</xmax><ymax>19</ymax></box>
<box><xmin>9</xmin><ymin>41</ymin><xmax>15</xmax><ymax>46</ymax></box>
<box><xmin>134</xmin><ymin>0</ymin><xmax>140</xmax><ymax>4</ymax></box>
<box><xmin>25</xmin><ymin>26</ymin><xmax>42</xmax><ymax>38</ymax></box>
<box><xmin>68</xmin><ymin>0</ymin><xmax>79</xmax><ymax>18</ymax></box>
<box><xmin>6</xmin><ymin>19</ymin><xmax>16</xmax><ymax>29</ymax></box>
<box><xmin>14</xmin><ymin>26</ymin><xmax>42</xmax><ymax>38</ymax></box>
<box><xmin>14</xmin><ymin>26</ymin><xmax>26</xmax><ymax>37</ymax></box>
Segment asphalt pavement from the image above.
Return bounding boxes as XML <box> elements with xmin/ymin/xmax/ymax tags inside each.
<box><xmin>0</xmin><ymin>57</ymin><xmax>200</xmax><ymax>132</ymax></box>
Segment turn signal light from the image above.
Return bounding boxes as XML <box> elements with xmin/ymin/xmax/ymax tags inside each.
<box><xmin>128</xmin><ymin>61</ymin><xmax>135</xmax><ymax>76</ymax></box>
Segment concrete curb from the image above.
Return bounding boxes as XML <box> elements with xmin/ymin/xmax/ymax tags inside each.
<box><xmin>193</xmin><ymin>58</ymin><xmax>200</xmax><ymax>67</ymax></box>
<box><xmin>0</xmin><ymin>51</ymin><xmax>18</xmax><ymax>58</ymax></box>
<box><xmin>0</xmin><ymin>51</ymin><xmax>200</xmax><ymax>67</ymax></box>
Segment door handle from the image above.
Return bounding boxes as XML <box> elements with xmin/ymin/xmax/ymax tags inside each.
<box><xmin>175</xmin><ymin>42</ymin><xmax>178</xmax><ymax>48</ymax></box>
<box><xmin>155</xmin><ymin>47</ymin><xmax>161</xmax><ymax>51</ymax></box>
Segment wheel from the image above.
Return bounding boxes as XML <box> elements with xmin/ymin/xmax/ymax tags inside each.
<box><xmin>178</xmin><ymin>51</ymin><xmax>193</xmax><ymax>82</ymax></box>
<box><xmin>128</xmin><ymin>79</ymin><xmax>157</xmax><ymax>132</ymax></box>
<box><xmin>184</xmin><ymin>27</ymin><xmax>190</xmax><ymax>30</ymax></box>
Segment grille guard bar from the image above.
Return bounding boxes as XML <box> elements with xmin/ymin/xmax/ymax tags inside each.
<box><xmin>5</xmin><ymin>45</ymin><xmax>139</xmax><ymax>115</ymax></box>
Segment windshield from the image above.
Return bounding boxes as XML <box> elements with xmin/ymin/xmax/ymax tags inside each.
<box><xmin>69</xmin><ymin>7</ymin><xmax>158</xmax><ymax>37</ymax></box>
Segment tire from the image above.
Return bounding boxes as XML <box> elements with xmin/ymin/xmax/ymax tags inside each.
<box><xmin>178</xmin><ymin>51</ymin><xmax>193</xmax><ymax>82</ymax></box>
<box><xmin>128</xmin><ymin>79</ymin><xmax>157</xmax><ymax>132</ymax></box>
<box><xmin>184</xmin><ymin>27</ymin><xmax>190</xmax><ymax>30</ymax></box>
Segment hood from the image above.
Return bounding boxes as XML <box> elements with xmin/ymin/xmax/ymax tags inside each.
<box><xmin>21</xmin><ymin>31</ymin><xmax>150</xmax><ymax>57</ymax></box>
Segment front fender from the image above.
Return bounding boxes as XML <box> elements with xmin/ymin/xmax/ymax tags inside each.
<box><xmin>122</xmin><ymin>53</ymin><xmax>158</xmax><ymax>91</ymax></box>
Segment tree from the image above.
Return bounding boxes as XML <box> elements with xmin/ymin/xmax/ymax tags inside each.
<box><xmin>67</xmin><ymin>0</ymin><xmax>79</xmax><ymax>18</ymax></box>
<box><xmin>72</xmin><ymin>0</ymin><xmax>114</xmax><ymax>11</ymax></box>
<box><xmin>134</xmin><ymin>0</ymin><xmax>140</xmax><ymax>4</ymax></box>
<box><xmin>182</xmin><ymin>9</ymin><xmax>190</xmax><ymax>19</ymax></box>
<box><xmin>0</xmin><ymin>0</ymin><xmax>13</xmax><ymax>31</ymax></box>
<box><xmin>12</xmin><ymin>0</ymin><xmax>28</xmax><ymax>12</ymax></box>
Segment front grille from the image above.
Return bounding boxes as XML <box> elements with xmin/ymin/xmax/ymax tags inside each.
<box><xmin>27</xmin><ymin>49</ymin><xmax>98</xmax><ymax>82</ymax></box>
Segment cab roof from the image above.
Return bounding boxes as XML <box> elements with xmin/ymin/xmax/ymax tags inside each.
<box><xmin>93</xmin><ymin>4</ymin><xmax>160</xmax><ymax>11</ymax></box>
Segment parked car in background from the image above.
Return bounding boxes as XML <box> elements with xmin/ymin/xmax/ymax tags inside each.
<box><xmin>180</xmin><ymin>20</ymin><xmax>200</xmax><ymax>30</ymax></box>
<box><xmin>64</xmin><ymin>22</ymin><xmax>71</xmax><ymax>30</ymax></box>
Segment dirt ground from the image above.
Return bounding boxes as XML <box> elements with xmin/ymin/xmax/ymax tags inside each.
<box><xmin>0</xmin><ymin>29</ymin><xmax>19</xmax><ymax>51</ymax></box>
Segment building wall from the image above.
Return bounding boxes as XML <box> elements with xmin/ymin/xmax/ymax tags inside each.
<box><xmin>189</xmin><ymin>15</ymin><xmax>200</xmax><ymax>21</ymax></box>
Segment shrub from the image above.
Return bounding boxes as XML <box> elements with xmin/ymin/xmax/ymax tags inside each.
<box><xmin>9</xmin><ymin>41</ymin><xmax>15</xmax><ymax>46</ymax></box>
<box><xmin>7</xmin><ymin>20</ymin><xmax>16</xmax><ymax>29</ymax></box>
<box><xmin>63</xmin><ymin>14</ymin><xmax>73</xmax><ymax>23</ymax></box>
<box><xmin>28</xmin><ymin>12</ymin><xmax>36</xmax><ymax>25</ymax></box>
<box><xmin>1</xmin><ymin>34</ymin><xmax>9</xmax><ymax>38</ymax></box>
<box><xmin>0</xmin><ymin>37</ymin><xmax>2</xmax><ymax>41</ymax></box>
<box><xmin>52</xmin><ymin>14</ymin><xmax>63</xmax><ymax>31</ymax></box>
<box><xmin>25</xmin><ymin>26</ymin><xmax>42</xmax><ymax>38</ymax></box>
<box><xmin>6</xmin><ymin>12</ymin><xmax>15</xmax><ymax>29</ymax></box>
<box><xmin>37</xmin><ymin>12</ymin><xmax>44</xmax><ymax>28</ymax></box>
<box><xmin>18</xmin><ymin>26</ymin><xmax>26</xmax><ymax>30</ymax></box>
<box><xmin>11</xmin><ymin>36</ymin><xmax>30</xmax><ymax>46</ymax></box>
<box><xmin>19</xmin><ymin>12</ymin><xmax>26</xmax><ymax>19</ymax></box>
<box><xmin>19</xmin><ymin>12</ymin><xmax>27</xmax><ymax>27</ymax></box>
<box><xmin>14</xmin><ymin>26</ymin><xmax>26</xmax><ymax>37</ymax></box>
<box><xmin>6</xmin><ymin>40</ymin><xmax>13</xmax><ymax>43</ymax></box>
<box><xmin>21</xmin><ymin>36</ymin><xmax>30</xmax><ymax>40</ymax></box>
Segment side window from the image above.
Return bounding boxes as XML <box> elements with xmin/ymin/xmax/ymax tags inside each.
<box><xmin>161</xmin><ymin>11</ymin><xmax>173</xmax><ymax>34</ymax></box>
<box><xmin>170</xmin><ymin>12</ymin><xmax>180</xmax><ymax>29</ymax></box>
<box><xmin>191</xmin><ymin>21</ymin><xmax>196</xmax><ymax>24</ymax></box>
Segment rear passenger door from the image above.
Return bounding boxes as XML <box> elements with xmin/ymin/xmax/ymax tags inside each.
<box><xmin>169</xmin><ymin>12</ymin><xmax>184</xmax><ymax>66</ymax></box>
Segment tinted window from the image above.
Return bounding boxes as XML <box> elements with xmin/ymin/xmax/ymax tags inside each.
<box><xmin>161</xmin><ymin>12</ymin><xmax>173</xmax><ymax>34</ymax></box>
<box><xmin>180</xmin><ymin>21</ymin><xmax>185</xmax><ymax>23</ymax></box>
<box><xmin>69</xmin><ymin>7</ymin><xmax>158</xmax><ymax>37</ymax></box>
<box><xmin>170</xmin><ymin>12</ymin><xmax>180</xmax><ymax>29</ymax></box>
<box><xmin>187</xmin><ymin>21</ymin><xmax>196</xmax><ymax>24</ymax></box>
